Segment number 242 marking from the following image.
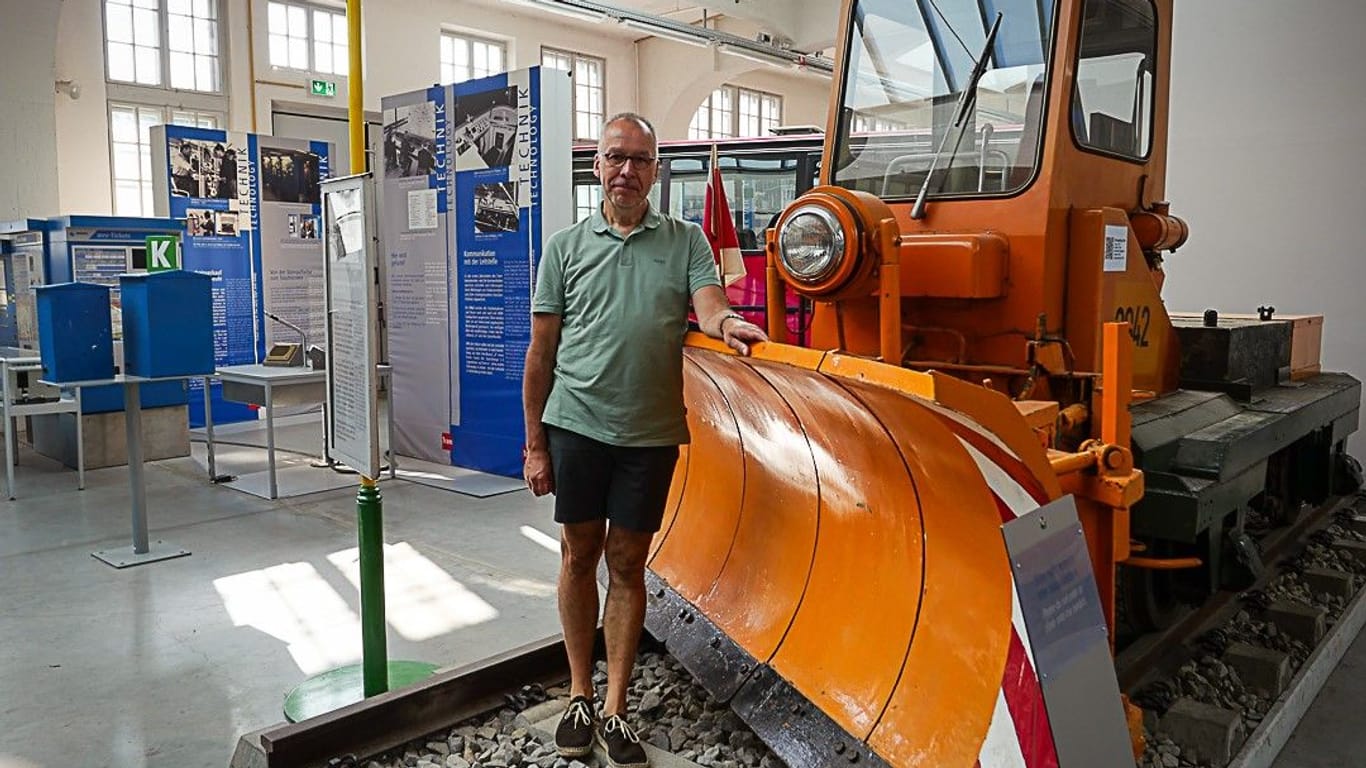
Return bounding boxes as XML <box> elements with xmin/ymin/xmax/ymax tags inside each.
<box><xmin>1114</xmin><ymin>305</ymin><xmax>1151</xmax><ymax>348</ymax></box>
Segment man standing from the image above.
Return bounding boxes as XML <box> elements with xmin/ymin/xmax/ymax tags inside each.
<box><xmin>523</xmin><ymin>113</ymin><xmax>767</xmax><ymax>768</ymax></box>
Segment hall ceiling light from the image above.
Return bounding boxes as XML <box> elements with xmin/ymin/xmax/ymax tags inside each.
<box><xmin>500</xmin><ymin>0</ymin><xmax>611</xmax><ymax>23</ymax></box>
<box><xmin>620</xmin><ymin>18</ymin><xmax>712</xmax><ymax>47</ymax></box>
<box><xmin>497</xmin><ymin>0</ymin><xmax>834</xmax><ymax>75</ymax></box>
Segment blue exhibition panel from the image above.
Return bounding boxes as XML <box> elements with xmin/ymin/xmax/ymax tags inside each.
<box><xmin>120</xmin><ymin>271</ymin><xmax>214</xmax><ymax>377</ymax></box>
<box><xmin>34</xmin><ymin>282</ymin><xmax>114</xmax><ymax>383</ymax></box>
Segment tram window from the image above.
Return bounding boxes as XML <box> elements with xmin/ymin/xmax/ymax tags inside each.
<box><xmin>573</xmin><ymin>183</ymin><xmax>602</xmax><ymax>223</ymax></box>
<box><xmin>1073</xmin><ymin>0</ymin><xmax>1157</xmax><ymax>159</ymax></box>
<box><xmin>665</xmin><ymin>156</ymin><xmax>798</xmax><ymax>251</ymax></box>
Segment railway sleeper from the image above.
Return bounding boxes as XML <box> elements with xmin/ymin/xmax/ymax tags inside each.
<box><xmin>234</xmin><ymin>641</ymin><xmax>783</xmax><ymax>768</ymax></box>
<box><xmin>1220</xmin><ymin>644</ymin><xmax>1291</xmax><ymax>700</ymax></box>
<box><xmin>1135</xmin><ymin>514</ymin><xmax>1366</xmax><ymax>768</ymax></box>
<box><xmin>1159</xmin><ymin>698</ymin><xmax>1246</xmax><ymax>767</ymax></box>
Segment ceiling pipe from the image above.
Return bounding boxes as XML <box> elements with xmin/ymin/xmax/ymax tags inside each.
<box><xmin>499</xmin><ymin>0</ymin><xmax>833</xmax><ymax>74</ymax></box>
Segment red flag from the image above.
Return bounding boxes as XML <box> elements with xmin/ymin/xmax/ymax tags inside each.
<box><xmin>703</xmin><ymin>143</ymin><xmax>745</xmax><ymax>287</ymax></box>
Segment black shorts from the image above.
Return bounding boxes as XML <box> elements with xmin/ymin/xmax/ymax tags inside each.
<box><xmin>546</xmin><ymin>425</ymin><xmax>681</xmax><ymax>533</ymax></box>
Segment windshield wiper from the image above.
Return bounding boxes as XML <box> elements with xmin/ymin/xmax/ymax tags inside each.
<box><xmin>910</xmin><ymin>11</ymin><xmax>1003</xmax><ymax>220</ymax></box>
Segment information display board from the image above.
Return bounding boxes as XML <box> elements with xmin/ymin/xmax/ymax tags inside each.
<box><xmin>1002</xmin><ymin>495</ymin><xmax>1135</xmax><ymax>767</ymax></box>
<box><xmin>322</xmin><ymin>173</ymin><xmax>381</xmax><ymax>479</ymax></box>
<box><xmin>151</xmin><ymin>125</ymin><xmax>332</xmax><ymax>426</ymax></box>
<box><xmin>381</xmin><ymin>86</ymin><xmax>452</xmax><ymax>464</ymax></box>
<box><xmin>381</xmin><ymin>67</ymin><xmax>570</xmax><ymax>477</ymax></box>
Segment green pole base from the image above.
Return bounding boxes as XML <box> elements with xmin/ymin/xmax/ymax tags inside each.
<box><xmin>283</xmin><ymin>660</ymin><xmax>439</xmax><ymax>723</ymax></box>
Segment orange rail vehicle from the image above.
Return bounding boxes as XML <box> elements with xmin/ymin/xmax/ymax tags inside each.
<box><xmin>644</xmin><ymin>0</ymin><xmax>1360</xmax><ymax>766</ymax></box>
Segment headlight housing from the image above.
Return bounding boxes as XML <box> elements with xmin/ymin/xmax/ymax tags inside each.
<box><xmin>771</xmin><ymin>186</ymin><xmax>895</xmax><ymax>300</ymax></box>
<box><xmin>778</xmin><ymin>205</ymin><xmax>846</xmax><ymax>283</ymax></box>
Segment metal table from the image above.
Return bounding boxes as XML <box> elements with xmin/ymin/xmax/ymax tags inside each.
<box><xmin>209</xmin><ymin>364</ymin><xmax>395</xmax><ymax>500</ymax></box>
<box><xmin>41</xmin><ymin>373</ymin><xmax>198</xmax><ymax>568</ymax></box>
<box><xmin>1</xmin><ymin>347</ymin><xmax>84</xmax><ymax>500</ymax></box>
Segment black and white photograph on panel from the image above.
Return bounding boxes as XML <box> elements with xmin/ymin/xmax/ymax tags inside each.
<box><xmin>169</xmin><ymin>137</ymin><xmax>241</xmax><ymax>200</ymax></box>
<box><xmin>260</xmin><ymin>147</ymin><xmax>323</xmax><ymax>204</ymax></box>
<box><xmin>215</xmin><ymin>211</ymin><xmax>240</xmax><ymax>236</ymax></box>
<box><xmin>287</xmin><ymin>213</ymin><xmax>320</xmax><ymax>239</ymax></box>
<box><xmin>186</xmin><ymin>207</ymin><xmax>217</xmax><ymax>237</ymax></box>
<box><xmin>473</xmin><ymin>182</ymin><xmax>520</xmax><ymax>234</ymax></box>
<box><xmin>382</xmin><ymin>101</ymin><xmax>439</xmax><ymax>178</ymax></box>
<box><xmin>453</xmin><ymin>86</ymin><xmax>518</xmax><ymax>170</ymax></box>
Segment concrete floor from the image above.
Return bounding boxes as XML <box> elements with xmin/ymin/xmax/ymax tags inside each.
<box><xmin>1271</xmin><ymin>628</ymin><xmax>1366</xmax><ymax>767</ymax></box>
<box><xmin>0</xmin><ymin>416</ymin><xmax>562</xmax><ymax>768</ymax></box>
<box><xmin>2</xmin><ymin>414</ymin><xmax>1363</xmax><ymax>768</ymax></box>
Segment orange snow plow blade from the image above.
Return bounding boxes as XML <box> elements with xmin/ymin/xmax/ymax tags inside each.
<box><xmin>645</xmin><ymin>335</ymin><xmax>1059</xmax><ymax>767</ymax></box>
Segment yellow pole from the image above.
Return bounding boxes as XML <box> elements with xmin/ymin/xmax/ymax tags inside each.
<box><xmin>347</xmin><ymin>0</ymin><xmax>365</xmax><ymax>173</ymax></box>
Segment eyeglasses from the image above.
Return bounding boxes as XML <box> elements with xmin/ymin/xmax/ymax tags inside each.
<box><xmin>599</xmin><ymin>152</ymin><xmax>658</xmax><ymax>169</ymax></box>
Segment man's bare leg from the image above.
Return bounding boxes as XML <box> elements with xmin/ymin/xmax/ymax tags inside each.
<box><xmin>560</xmin><ymin>520</ymin><xmax>607</xmax><ymax>700</ymax></box>
<box><xmin>601</xmin><ymin>525</ymin><xmax>654</xmax><ymax>717</ymax></box>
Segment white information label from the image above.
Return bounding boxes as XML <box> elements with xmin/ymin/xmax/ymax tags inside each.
<box><xmin>407</xmin><ymin>188</ymin><xmax>438</xmax><ymax>231</ymax></box>
<box><xmin>1103</xmin><ymin>225</ymin><xmax>1128</xmax><ymax>272</ymax></box>
<box><xmin>323</xmin><ymin>173</ymin><xmax>381</xmax><ymax>479</ymax></box>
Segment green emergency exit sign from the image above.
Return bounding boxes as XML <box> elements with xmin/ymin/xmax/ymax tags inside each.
<box><xmin>311</xmin><ymin>79</ymin><xmax>336</xmax><ymax>97</ymax></box>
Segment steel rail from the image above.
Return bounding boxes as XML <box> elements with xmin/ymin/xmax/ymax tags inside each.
<box><xmin>1115</xmin><ymin>493</ymin><xmax>1358</xmax><ymax>693</ymax></box>
<box><xmin>254</xmin><ymin>633</ymin><xmax>576</xmax><ymax>768</ymax></box>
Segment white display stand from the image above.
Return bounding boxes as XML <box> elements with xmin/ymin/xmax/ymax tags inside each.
<box><xmin>322</xmin><ymin>173</ymin><xmax>382</xmax><ymax>480</ymax></box>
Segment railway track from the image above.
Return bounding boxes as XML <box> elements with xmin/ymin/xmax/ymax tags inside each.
<box><xmin>233</xmin><ymin>495</ymin><xmax>1366</xmax><ymax>768</ymax></box>
<box><xmin>1119</xmin><ymin>492</ymin><xmax>1366</xmax><ymax>768</ymax></box>
<box><xmin>231</xmin><ymin>632</ymin><xmax>778</xmax><ymax>768</ymax></box>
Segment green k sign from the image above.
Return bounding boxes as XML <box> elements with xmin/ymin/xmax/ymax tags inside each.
<box><xmin>311</xmin><ymin>79</ymin><xmax>336</xmax><ymax>97</ymax></box>
<box><xmin>146</xmin><ymin>235</ymin><xmax>180</xmax><ymax>272</ymax></box>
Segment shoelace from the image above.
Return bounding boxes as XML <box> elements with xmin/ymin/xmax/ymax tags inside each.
<box><xmin>602</xmin><ymin>715</ymin><xmax>641</xmax><ymax>743</ymax></box>
<box><xmin>566</xmin><ymin>700</ymin><xmax>594</xmax><ymax>729</ymax></box>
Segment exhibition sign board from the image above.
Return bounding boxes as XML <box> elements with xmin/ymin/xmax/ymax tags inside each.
<box><xmin>254</xmin><ymin>134</ymin><xmax>332</xmax><ymax>355</ymax></box>
<box><xmin>151</xmin><ymin>125</ymin><xmax>332</xmax><ymax>426</ymax></box>
<box><xmin>1002</xmin><ymin>495</ymin><xmax>1135</xmax><ymax>766</ymax></box>
<box><xmin>145</xmin><ymin>235</ymin><xmax>180</xmax><ymax>272</ymax></box>
<box><xmin>322</xmin><ymin>173</ymin><xmax>381</xmax><ymax>480</ymax></box>
<box><xmin>382</xmin><ymin>67</ymin><xmax>571</xmax><ymax>477</ymax></box>
<box><xmin>381</xmin><ymin>85</ymin><xmax>452</xmax><ymax>464</ymax></box>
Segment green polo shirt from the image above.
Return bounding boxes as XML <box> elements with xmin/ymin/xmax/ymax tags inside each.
<box><xmin>533</xmin><ymin>205</ymin><xmax>721</xmax><ymax>446</ymax></box>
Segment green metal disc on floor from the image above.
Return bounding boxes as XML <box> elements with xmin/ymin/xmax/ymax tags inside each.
<box><xmin>283</xmin><ymin>660</ymin><xmax>440</xmax><ymax>722</ymax></box>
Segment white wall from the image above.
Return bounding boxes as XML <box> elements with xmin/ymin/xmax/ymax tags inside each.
<box><xmin>1</xmin><ymin>0</ymin><xmax>62</xmax><ymax>219</ymax></box>
<box><xmin>1165</xmin><ymin>1</ymin><xmax>1366</xmax><ymax>452</ymax></box>
<box><xmin>54</xmin><ymin>0</ymin><xmax>113</xmax><ymax>215</ymax></box>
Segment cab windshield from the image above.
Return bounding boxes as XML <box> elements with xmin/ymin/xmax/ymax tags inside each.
<box><xmin>832</xmin><ymin>0</ymin><xmax>1055</xmax><ymax>200</ymax></box>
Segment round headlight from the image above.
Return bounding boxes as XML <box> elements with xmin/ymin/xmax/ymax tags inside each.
<box><xmin>778</xmin><ymin>205</ymin><xmax>846</xmax><ymax>283</ymax></box>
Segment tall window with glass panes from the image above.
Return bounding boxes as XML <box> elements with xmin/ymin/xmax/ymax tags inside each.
<box><xmin>267</xmin><ymin>1</ymin><xmax>347</xmax><ymax>74</ymax></box>
<box><xmin>541</xmin><ymin>48</ymin><xmax>605</xmax><ymax>142</ymax></box>
<box><xmin>441</xmin><ymin>32</ymin><xmax>506</xmax><ymax>84</ymax></box>
<box><xmin>689</xmin><ymin>86</ymin><xmax>782</xmax><ymax>140</ymax></box>
<box><xmin>104</xmin><ymin>0</ymin><xmax>225</xmax><ymax>215</ymax></box>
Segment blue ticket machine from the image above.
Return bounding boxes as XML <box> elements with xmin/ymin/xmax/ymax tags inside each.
<box><xmin>31</xmin><ymin>216</ymin><xmax>194</xmax><ymax>469</ymax></box>
<box><xmin>0</xmin><ymin>219</ymin><xmax>51</xmax><ymax>350</ymax></box>
<box><xmin>43</xmin><ymin>216</ymin><xmax>190</xmax><ymax>413</ymax></box>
